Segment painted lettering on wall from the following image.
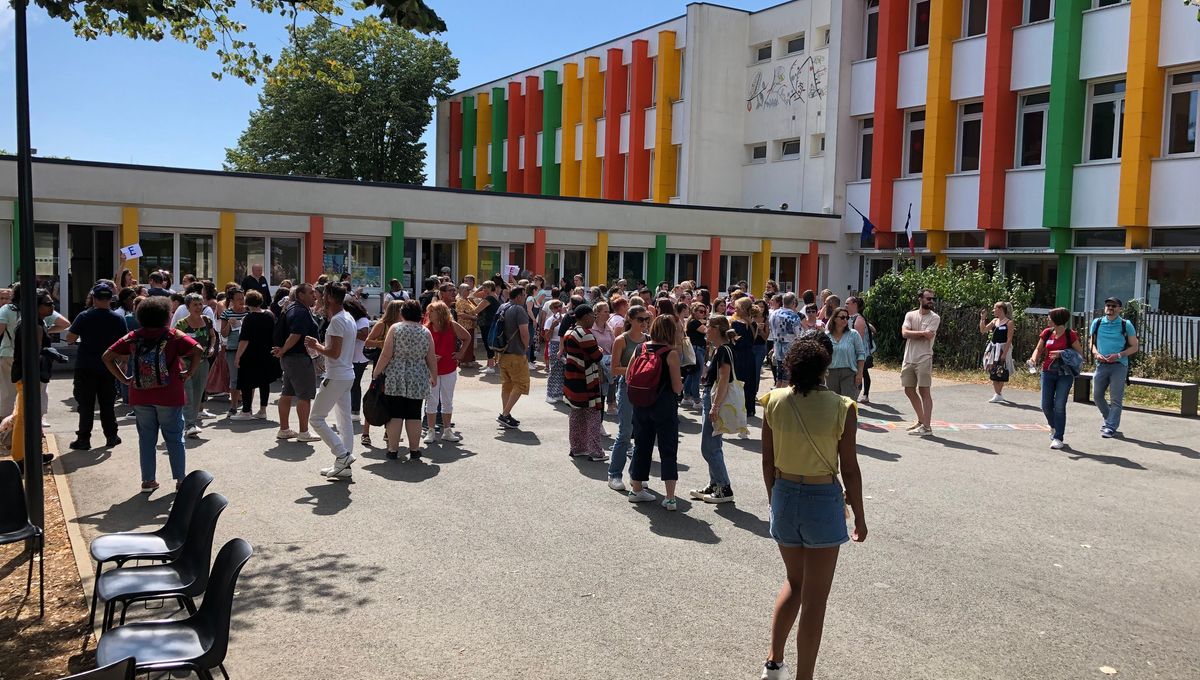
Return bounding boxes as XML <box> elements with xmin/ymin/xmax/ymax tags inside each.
<box><xmin>746</xmin><ymin>55</ymin><xmax>826</xmax><ymax>111</ymax></box>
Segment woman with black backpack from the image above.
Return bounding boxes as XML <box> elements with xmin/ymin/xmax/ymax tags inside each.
<box><xmin>626</xmin><ymin>315</ymin><xmax>684</xmax><ymax>511</ymax></box>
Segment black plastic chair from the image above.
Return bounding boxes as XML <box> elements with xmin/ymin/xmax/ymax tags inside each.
<box><xmin>87</xmin><ymin>469</ymin><xmax>214</xmax><ymax>629</ymax></box>
<box><xmin>95</xmin><ymin>538</ymin><xmax>253</xmax><ymax>680</ymax></box>
<box><xmin>0</xmin><ymin>459</ymin><xmax>44</xmax><ymax>617</ymax></box>
<box><xmin>97</xmin><ymin>493</ymin><xmax>229</xmax><ymax>631</ymax></box>
<box><xmin>56</xmin><ymin>656</ymin><xmax>134</xmax><ymax>680</ymax></box>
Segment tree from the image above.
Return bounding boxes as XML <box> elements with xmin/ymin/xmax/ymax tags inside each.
<box><xmin>224</xmin><ymin>16</ymin><xmax>456</xmax><ymax>184</ymax></box>
<box><xmin>31</xmin><ymin>0</ymin><xmax>446</xmax><ymax>86</ymax></box>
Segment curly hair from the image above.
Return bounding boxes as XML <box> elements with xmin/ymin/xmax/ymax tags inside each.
<box><xmin>786</xmin><ymin>330</ymin><xmax>834</xmax><ymax>396</ymax></box>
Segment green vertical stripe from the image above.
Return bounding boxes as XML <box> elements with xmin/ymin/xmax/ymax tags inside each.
<box><xmin>462</xmin><ymin>95</ymin><xmax>477</xmax><ymax>190</ymax></box>
<box><xmin>387</xmin><ymin>220</ymin><xmax>406</xmax><ymax>291</ymax></box>
<box><xmin>491</xmin><ymin>87</ymin><xmax>507</xmax><ymax>192</ymax></box>
<box><xmin>648</xmin><ymin>234</ymin><xmax>667</xmax><ymax>286</ymax></box>
<box><xmin>1043</xmin><ymin>0</ymin><xmax>1087</xmax><ymax>308</ymax></box>
<box><xmin>541</xmin><ymin>70</ymin><xmax>562</xmax><ymax>196</ymax></box>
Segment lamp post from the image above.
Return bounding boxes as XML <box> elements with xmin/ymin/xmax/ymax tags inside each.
<box><xmin>13</xmin><ymin>0</ymin><xmax>44</xmax><ymax>527</ymax></box>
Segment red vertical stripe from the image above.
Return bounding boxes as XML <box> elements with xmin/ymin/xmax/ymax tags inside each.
<box><xmin>799</xmin><ymin>241</ymin><xmax>819</xmax><ymax>293</ymax></box>
<box><xmin>603</xmin><ymin>47</ymin><xmax>628</xmax><ymax>200</ymax></box>
<box><xmin>978</xmin><ymin>0</ymin><xmax>1022</xmax><ymax>249</ymax></box>
<box><xmin>507</xmin><ymin>82</ymin><xmax>525</xmax><ymax>193</ymax></box>
<box><xmin>868</xmin><ymin>0</ymin><xmax>910</xmax><ymax>250</ymax></box>
<box><xmin>448</xmin><ymin>101</ymin><xmax>462</xmax><ymax>189</ymax></box>
<box><xmin>306</xmin><ymin>215</ymin><xmax>324</xmax><ymax>283</ymax></box>
<box><xmin>702</xmin><ymin>238</ymin><xmax>721</xmax><ymax>293</ymax></box>
<box><xmin>626</xmin><ymin>39</ymin><xmax>652</xmax><ymax>202</ymax></box>
<box><xmin>523</xmin><ymin>75</ymin><xmax>543</xmax><ymax>195</ymax></box>
<box><xmin>531</xmin><ymin>228</ymin><xmax>547</xmax><ymax>276</ymax></box>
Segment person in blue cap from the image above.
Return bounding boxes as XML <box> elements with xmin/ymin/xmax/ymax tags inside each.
<box><xmin>65</xmin><ymin>282</ymin><xmax>129</xmax><ymax>450</ymax></box>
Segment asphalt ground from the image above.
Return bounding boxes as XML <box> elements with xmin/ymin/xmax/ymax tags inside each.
<box><xmin>45</xmin><ymin>367</ymin><xmax>1200</xmax><ymax>680</ymax></box>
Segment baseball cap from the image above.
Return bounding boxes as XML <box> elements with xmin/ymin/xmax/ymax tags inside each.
<box><xmin>91</xmin><ymin>283</ymin><xmax>114</xmax><ymax>299</ymax></box>
<box><xmin>1104</xmin><ymin>297</ymin><xmax>1123</xmax><ymax>307</ymax></box>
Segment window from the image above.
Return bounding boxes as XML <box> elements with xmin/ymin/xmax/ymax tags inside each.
<box><xmin>947</xmin><ymin>232</ymin><xmax>985</xmax><ymax>248</ymax></box>
<box><xmin>138</xmin><ymin>231</ymin><xmax>176</xmax><ymax>284</ymax></box>
<box><xmin>1025</xmin><ymin>0</ymin><xmax>1053</xmax><ymax>23</ymax></box>
<box><xmin>673</xmin><ymin>144</ymin><xmax>682</xmax><ymax>197</ymax></box>
<box><xmin>754</xmin><ymin>42</ymin><xmax>772</xmax><ymax>63</ymax></box>
<box><xmin>859</xmin><ymin>118</ymin><xmax>874</xmax><ymax>179</ymax></box>
<box><xmin>786</xmin><ymin>34</ymin><xmax>805</xmax><ymax>55</ymax></box>
<box><xmin>137</xmin><ymin>231</ymin><xmax>214</xmax><ymax>287</ymax></box>
<box><xmin>1006</xmin><ymin>259</ymin><xmax>1058</xmax><ymax>308</ymax></box>
<box><xmin>811</xmin><ymin>134</ymin><xmax>826</xmax><ymax>157</ymax></box>
<box><xmin>1074</xmin><ymin>229</ymin><xmax>1125</xmax><ymax>248</ymax></box>
<box><xmin>963</xmin><ymin>0</ymin><xmax>987</xmax><ymax>37</ymax></box>
<box><xmin>772</xmin><ymin>256</ymin><xmax>798</xmax><ymax>292</ymax></box>
<box><xmin>1006</xmin><ymin>230</ymin><xmax>1051</xmax><ymax>248</ymax></box>
<box><xmin>749</xmin><ymin>144</ymin><xmax>768</xmax><ymax>163</ymax></box>
<box><xmin>958</xmin><ymin>102</ymin><xmax>984</xmax><ymax>172</ymax></box>
<box><xmin>1086</xmin><ymin>80</ymin><xmax>1126</xmax><ymax>161</ymax></box>
<box><xmin>668</xmin><ymin>253</ymin><xmax>700</xmax><ymax>283</ymax></box>
<box><xmin>910</xmin><ymin>0</ymin><xmax>931</xmax><ymax>48</ymax></box>
<box><xmin>781</xmin><ymin>139</ymin><xmax>803</xmax><ymax>159</ymax></box>
<box><xmin>1146</xmin><ymin>258</ymin><xmax>1200</xmax><ymax>314</ymax></box>
<box><xmin>1093</xmin><ymin>0</ymin><xmax>1125</xmax><ymax>7</ymax></box>
<box><xmin>865</xmin><ymin>0</ymin><xmax>880</xmax><ymax>59</ymax></box>
<box><xmin>1017</xmin><ymin>91</ymin><xmax>1050</xmax><ymax>167</ymax></box>
<box><xmin>606</xmin><ymin>250</ymin><xmax>646</xmax><ymax>287</ymax></box>
<box><xmin>719</xmin><ymin>255</ymin><xmax>751</xmax><ymax>291</ymax></box>
<box><xmin>1152</xmin><ymin>227</ymin><xmax>1200</xmax><ymax>248</ymax></box>
<box><xmin>1166</xmin><ymin>71</ymin><xmax>1200</xmax><ymax>155</ymax></box>
<box><xmin>235</xmin><ymin>235</ymin><xmax>301</xmax><ymax>287</ymax></box>
<box><xmin>818</xmin><ymin>27</ymin><xmax>831</xmax><ymax>48</ymax></box>
<box><xmin>179</xmin><ymin>234</ymin><xmax>214</xmax><ymax>282</ymax></box>
<box><xmin>904</xmin><ymin>110</ymin><xmax>926</xmax><ymax>176</ymax></box>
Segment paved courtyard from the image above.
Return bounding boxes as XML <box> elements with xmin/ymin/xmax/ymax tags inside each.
<box><xmin>47</xmin><ymin>369</ymin><xmax>1200</xmax><ymax>679</ymax></box>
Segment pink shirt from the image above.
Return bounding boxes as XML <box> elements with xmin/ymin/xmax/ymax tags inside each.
<box><xmin>592</xmin><ymin>323</ymin><xmax>615</xmax><ymax>355</ymax></box>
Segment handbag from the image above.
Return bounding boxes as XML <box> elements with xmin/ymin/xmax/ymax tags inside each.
<box><xmin>712</xmin><ymin>345</ymin><xmax>749</xmax><ymax>436</ymax></box>
<box><xmin>362</xmin><ymin>377</ymin><xmax>390</xmax><ymax>426</ymax></box>
<box><xmin>680</xmin><ymin>339</ymin><xmax>697</xmax><ymax>368</ymax></box>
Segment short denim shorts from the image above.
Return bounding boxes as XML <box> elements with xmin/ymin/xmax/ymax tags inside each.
<box><xmin>769</xmin><ymin>478</ymin><xmax>849</xmax><ymax>549</ymax></box>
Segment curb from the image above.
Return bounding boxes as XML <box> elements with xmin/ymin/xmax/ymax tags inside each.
<box><xmin>49</xmin><ymin>434</ymin><xmax>101</xmax><ymax>642</ymax></box>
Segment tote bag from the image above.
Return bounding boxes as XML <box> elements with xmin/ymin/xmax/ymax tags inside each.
<box><xmin>362</xmin><ymin>377</ymin><xmax>390</xmax><ymax>427</ymax></box>
<box><xmin>713</xmin><ymin>345</ymin><xmax>749</xmax><ymax>436</ymax></box>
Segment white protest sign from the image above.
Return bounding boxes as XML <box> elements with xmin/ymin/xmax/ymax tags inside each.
<box><xmin>504</xmin><ymin>265</ymin><xmax>520</xmax><ymax>278</ymax></box>
<box><xmin>119</xmin><ymin>243</ymin><xmax>143</xmax><ymax>259</ymax></box>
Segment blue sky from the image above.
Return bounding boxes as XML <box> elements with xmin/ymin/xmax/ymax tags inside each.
<box><xmin>0</xmin><ymin>0</ymin><xmax>782</xmax><ymax>184</ymax></box>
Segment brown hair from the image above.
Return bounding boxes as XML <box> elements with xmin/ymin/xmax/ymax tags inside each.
<box><xmin>425</xmin><ymin>300</ymin><xmax>451</xmax><ymax>331</ymax></box>
<box><xmin>380</xmin><ymin>300</ymin><xmax>404</xmax><ymax>328</ymax></box>
<box><xmin>399</xmin><ymin>299</ymin><xmax>423</xmax><ymax>322</ymax></box>
<box><xmin>707</xmin><ymin>315</ymin><xmax>738</xmax><ymax>345</ymax></box>
<box><xmin>1049</xmin><ymin>307</ymin><xmax>1071</xmax><ymax>327</ymax></box>
<box><xmin>649</xmin><ymin>315</ymin><xmax>678</xmax><ymax>346</ymax></box>
<box><xmin>245</xmin><ymin>290</ymin><xmax>264</xmax><ymax>308</ymax></box>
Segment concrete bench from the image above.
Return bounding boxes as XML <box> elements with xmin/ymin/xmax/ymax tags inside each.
<box><xmin>1073</xmin><ymin>371</ymin><xmax>1198</xmax><ymax>418</ymax></box>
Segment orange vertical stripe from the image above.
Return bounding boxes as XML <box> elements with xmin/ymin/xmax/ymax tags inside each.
<box><xmin>868</xmin><ymin>0</ymin><xmax>909</xmax><ymax>249</ymax></box>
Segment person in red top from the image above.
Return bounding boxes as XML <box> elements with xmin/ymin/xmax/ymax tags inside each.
<box><xmin>423</xmin><ymin>301</ymin><xmax>470</xmax><ymax>444</ymax></box>
<box><xmin>103</xmin><ymin>296</ymin><xmax>202</xmax><ymax>494</ymax></box>
<box><xmin>1027</xmin><ymin>307</ymin><xmax>1084</xmax><ymax>450</ymax></box>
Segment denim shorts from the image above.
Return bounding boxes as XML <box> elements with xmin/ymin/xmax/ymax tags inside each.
<box><xmin>769</xmin><ymin>478</ymin><xmax>849</xmax><ymax>548</ymax></box>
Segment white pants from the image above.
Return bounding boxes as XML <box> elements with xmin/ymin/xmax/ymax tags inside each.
<box><xmin>426</xmin><ymin>371</ymin><xmax>457</xmax><ymax>414</ymax></box>
<box><xmin>310</xmin><ymin>377</ymin><xmax>355</xmax><ymax>458</ymax></box>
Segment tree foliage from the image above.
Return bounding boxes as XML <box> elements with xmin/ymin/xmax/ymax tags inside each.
<box><xmin>33</xmin><ymin>0</ymin><xmax>445</xmax><ymax>86</ymax></box>
<box><xmin>223</xmin><ymin>16</ymin><xmax>456</xmax><ymax>184</ymax></box>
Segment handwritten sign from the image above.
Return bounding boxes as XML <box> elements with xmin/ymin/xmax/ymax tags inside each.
<box><xmin>119</xmin><ymin>243</ymin><xmax>143</xmax><ymax>259</ymax></box>
<box><xmin>504</xmin><ymin>265</ymin><xmax>520</xmax><ymax>278</ymax></box>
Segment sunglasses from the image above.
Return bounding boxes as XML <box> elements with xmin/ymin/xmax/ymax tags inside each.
<box><xmin>635</xmin><ymin>316</ymin><xmax>651</xmax><ymax>322</ymax></box>
<box><xmin>1104</xmin><ymin>304</ymin><xmax>1119</xmax><ymax>309</ymax></box>
<box><xmin>835</xmin><ymin>315</ymin><xmax>849</xmax><ymax>320</ymax></box>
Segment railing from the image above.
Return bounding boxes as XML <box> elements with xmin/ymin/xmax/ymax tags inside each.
<box><xmin>1139</xmin><ymin>311</ymin><xmax>1200</xmax><ymax>361</ymax></box>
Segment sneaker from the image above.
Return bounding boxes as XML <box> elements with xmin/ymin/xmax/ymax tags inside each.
<box><xmin>702</xmin><ymin>485</ymin><xmax>735</xmax><ymax>504</ymax></box>
<box><xmin>546</xmin><ymin>396</ymin><xmax>560</xmax><ymax>404</ymax></box>
<box><xmin>230</xmin><ymin>411</ymin><xmax>254</xmax><ymax>421</ymax></box>
<box><xmin>588</xmin><ymin>452</ymin><xmax>610</xmax><ymax>462</ymax></box>
<box><xmin>185</xmin><ymin>425</ymin><xmax>201</xmax><ymax>438</ymax></box>
<box><xmin>1100</xmin><ymin>427</ymin><xmax>1115</xmax><ymax>439</ymax></box>
<box><xmin>568</xmin><ymin>451</ymin><xmax>588</xmax><ymax>458</ymax></box>
<box><xmin>295</xmin><ymin>431</ymin><xmax>322</xmax><ymax>443</ymax></box>
<box><xmin>761</xmin><ymin>660</ymin><xmax>790</xmax><ymax>680</ymax></box>
<box><xmin>482</xmin><ymin>366</ymin><xmax>496</xmax><ymax>375</ymax></box>
<box><xmin>199</xmin><ymin>409</ymin><xmax>218</xmax><ymax>419</ymax></box>
<box><xmin>423</xmin><ymin>430</ymin><xmax>439</xmax><ymax>444</ymax></box>
<box><xmin>386</xmin><ymin>450</ymin><xmax>398</xmax><ymax>460</ymax></box>
<box><xmin>497</xmin><ymin>413</ymin><xmax>518</xmax><ymax>429</ymax></box>
<box><xmin>627</xmin><ymin>488</ymin><xmax>656</xmax><ymax>503</ymax></box>
<box><xmin>528</xmin><ymin>362</ymin><xmax>537</xmax><ymax>370</ymax></box>
<box><xmin>907</xmin><ymin>424</ymin><xmax>928</xmax><ymax>436</ymax></box>
<box><xmin>227</xmin><ymin>409</ymin><xmax>238</xmax><ymax>418</ymax></box>
<box><xmin>681</xmin><ymin>397</ymin><xmax>694</xmax><ymax>408</ymax></box>
<box><xmin>661</xmin><ymin>497</ymin><xmax>678</xmax><ymax>511</ymax></box>
<box><xmin>320</xmin><ymin>452</ymin><xmax>356</xmax><ymax>477</ymax></box>
<box><xmin>140</xmin><ymin>480</ymin><xmax>160</xmax><ymax>494</ymax></box>
<box><xmin>254</xmin><ymin>408</ymin><xmax>268</xmax><ymax>419</ymax></box>
<box><xmin>68</xmin><ymin>439</ymin><xmax>91</xmax><ymax>451</ymax></box>
<box><xmin>689</xmin><ymin>484</ymin><xmax>717</xmax><ymax>500</ymax></box>
<box><xmin>105</xmin><ymin>436</ymin><xmax>121</xmax><ymax>448</ymax></box>
<box><xmin>1050</xmin><ymin>438</ymin><xmax>1065</xmax><ymax>450</ymax></box>
<box><xmin>276</xmin><ymin>428</ymin><xmax>298</xmax><ymax>440</ymax></box>
<box><xmin>737</xmin><ymin>431</ymin><xmax>749</xmax><ymax>439</ymax></box>
<box><xmin>988</xmin><ymin>394</ymin><xmax>1004</xmax><ymax>404</ymax></box>
<box><xmin>409</xmin><ymin>450</ymin><xmax>422</xmax><ymax>461</ymax></box>
<box><xmin>608</xmin><ymin>477</ymin><xmax>626</xmax><ymax>491</ymax></box>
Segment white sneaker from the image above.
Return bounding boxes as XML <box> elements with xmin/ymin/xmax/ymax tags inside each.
<box><xmin>761</xmin><ymin>661</ymin><xmax>790</xmax><ymax>680</ymax></box>
<box><xmin>661</xmin><ymin>497</ymin><xmax>678</xmax><ymax>511</ymax></box>
<box><xmin>918</xmin><ymin>425</ymin><xmax>933</xmax><ymax>437</ymax></box>
<box><xmin>254</xmin><ymin>408</ymin><xmax>268</xmax><ymax>419</ymax></box>
<box><xmin>185</xmin><ymin>425</ymin><xmax>201</xmax><ymax>438</ymax></box>
<box><xmin>199</xmin><ymin>409</ymin><xmax>218</xmax><ymax>419</ymax></box>
<box><xmin>294</xmin><ymin>431</ymin><xmax>322</xmax><ymax>443</ymax></box>
<box><xmin>482</xmin><ymin>366</ymin><xmax>496</xmax><ymax>375</ymax></box>
<box><xmin>608</xmin><ymin>477</ymin><xmax>626</xmax><ymax>491</ymax></box>
<box><xmin>320</xmin><ymin>453</ymin><xmax>356</xmax><ymax>477</ymax></box>
<box><xmin>441</xmin><ymin>428</ymin><xmax>462</xmax><ymax>442</ymax></box>
<box><xmin>1050</xmin><ymin>438</ymin><xmax>1065</xmax><ymax>450</ymax></box>
<box><xmin>276</xmin><ymin>428</ymin><xmax>298</xmax><ymax>440</ymax></box>
<box><xmin>423</xmin><ymin>430</ymin><xmax>439</xmax><ymax>444</ymax></box>
<box><xmin>627</xmin><ymin>488</ymin><xmax>656</xmax><ymax>503</ymax></box>
<box><xmin>528</xmin><ymin>362</ymin><xmax>537</xmax><ymax>370</ymax></box>
<box><xmin>230</xmin><ymin>411</ymin><xmax>254</xmax><ymax>421</ymax></box>
<box><xmin>546</xmin><ymin>396</ymin><xmax>560</xmax><ymax>404</ymax></box>
<box><xmin>907</xmin><ymin>424</ymin><xmax>928</xmax><ymax>436</ymax></box>
<box><xmin>988</xmin><ymin>394</ymin><xmax>1004</xmax><ymax>404</ymax></box>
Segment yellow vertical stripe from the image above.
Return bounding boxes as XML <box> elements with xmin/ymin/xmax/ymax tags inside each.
<box><xmin>560</xmin><ymin>62</ymin><xmax>582</xmax><ymax>197</ymax></box>
<box><xmin>753</xmin><ymin>239</ymin><xmax>772</xmax><ymax>298</ymax></box>
<box><xmin>217</xmin><ymin>212</ymin><xmax>236</xmax><ymax>284</ymax></box>
<box><xmin>1117</xmin><ymin>0</ymin><xmax>1162</xmax><ymax>249</ymax></box>
<box><xmin>460</xmin><ymin>224</ymin><xmax>479</xmax><ymax>280</ymax></box>
<box><xmin>918</xmin><ymin>0</ymin><xmax>961</xmax><ymax>257</ymax></box>
<box><xmin>652</xmin><ymin>30</ymin><xmax>681</xmax><ymax>204</ymax></box>
<box><xmin>120</xmin><ymin>206</ymin><xmax>139</xmax><ymax>273</ymax></box>
<box><xmin>580</xmin><ymin>56</ymin><xmax>603</xmax><ymax>199</ymax></box>
<box><xmin>476</xmin><ymin>93</ymin><xmax>492</xmax><ymax>190</ymax></box>
<box><xmin>589</xmin><ymin>231</ymin><xmax>608</xmax><ymax>286</ymax></box>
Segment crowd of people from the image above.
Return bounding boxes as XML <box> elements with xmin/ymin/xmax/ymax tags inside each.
<box><xmin>5</xmin><ymin>262</ymin><xmax>1142</xmax><ymax>680</ymax></box>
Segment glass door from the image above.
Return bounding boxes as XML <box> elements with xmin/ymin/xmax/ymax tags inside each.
<box><xmin>479</xmin><ymin>246</ymin><xmax>502</xmax><ymax>280</ymax></box>
<box><xmin>67</xmin><ymin>225</ymin><xmax>115</xmax><ymax>319</ymax></box>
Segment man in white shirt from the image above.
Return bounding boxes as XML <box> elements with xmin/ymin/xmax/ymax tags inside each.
<box><xmin>900</xmin><ymin>288</ymin><xmax>941</xmax><ymax>437</ymax></box>
<box><xmin>304</xmin><ymin>284</ymin><xmax>359</xmax><ymax>479</ymax></box>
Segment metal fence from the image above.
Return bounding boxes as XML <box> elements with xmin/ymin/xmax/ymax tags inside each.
<box><xmin>1139</xmin><ymin>311</ymin><xmax>1200</xmax><ymax>361</ymax></box>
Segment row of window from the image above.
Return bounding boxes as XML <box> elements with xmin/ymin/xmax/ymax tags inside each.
<box><xmin>856</xmin><ymin>69</ymin><xmax>1200</xmax><ymax>179</ymax></box>
<box><xmin>862</xmin><ymin>0</ymin><xmax>1130</xmax><ymax>60</ymax></box>
<box><xmin>747</xmin><ymin>135</ymin><xmax>825</xmax><ymax>164</ymax></box>
<box><xmin>750</xmin><ymin>25</ymin><xmax>832</xmax><ymax>65</ymax></box>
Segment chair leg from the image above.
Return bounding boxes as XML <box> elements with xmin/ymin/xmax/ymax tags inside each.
<box><xmin>119</xmin><ymin>601</ymin><xmax>130</xmax><ymax>626</ymax></box>
<box><xmin>218</xmin><ymin>663</ymin><xmax>229</xmax><ymax>680</ymax></box>
<box><xmin>182</xmin><ymin>596</ymin><xmax>198</xmax><ymax>616</ymax></box>
<box><xmin>101</xmin><ymin>601</ymin><xmax>113</xmax><ymax>632</ymax></box>
<box><xmin>88</xmin><ymin>561</ymin><xmax>103</xmax><ymax>629</ymax></box>
<box><xmin>37</xmin><ymin>536</ymin><xmax>44</xmax><ymax>618</ymax></box>
<box><xmin>197</xmin><ymin>667</ymin><xmax>215</xmax><ymax>680</ymax></box>
<box><xmin>25</xmin><ymin>542</ymin><xmax>33</xmax><ymax>593</ymax></box>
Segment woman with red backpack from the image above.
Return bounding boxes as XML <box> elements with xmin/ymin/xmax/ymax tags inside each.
<box><xmin>626</xmin><ymin>315</ymin><xmax>684</xmax><ymax>510</ymax></box>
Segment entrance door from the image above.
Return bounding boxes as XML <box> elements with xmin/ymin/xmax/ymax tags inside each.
<box><xmin>68</xmin><ymin>225</ymin><xmax>115</xmax><ymax>319</ymax></box>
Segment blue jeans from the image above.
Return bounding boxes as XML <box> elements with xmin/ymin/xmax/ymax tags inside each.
<box><xmin>748</xmin><ymin>344</ymin><xmax>768</xmax><ymax>417</ymax></box>
<box><xmin>683</xmin><ymin>344</ymin><xmax>703</xmax><ymax>400</ymax></box>
<box><xmin>134</xmin><ymin>404</ymin><xmax>186</xmax><ymax>483</ymax></box>
<box><xmin>1040</xmin><ymin>372</ymin><xmax>1073</xmax><ymax>441</ymax></box>
<box><xmin>1093</xmin><ymin>362</ymin><xmax>1128</xmax><ymax>432</ymax></box>
<box><xmin>182</xmin><ymin>359</ymin><xmax>210</xmax><ymax>428</ymax></box>
<box><xmin>608</xmin><ymin>378</ymin><xmax>634</xmax><ymax>479</ymax></box>
<box><xmin>700</xmin><ymin>387</ymin><xmax>730</xmax><ymax>487</ymax></box>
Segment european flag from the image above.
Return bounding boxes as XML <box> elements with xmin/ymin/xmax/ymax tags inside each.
<box><xmin>849</xmin><ymin>203</ymin><xmax>875</xmax><ymax>248</ymax></box>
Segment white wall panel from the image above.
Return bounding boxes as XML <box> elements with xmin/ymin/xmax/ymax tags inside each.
<box><xmin>891</xmin><ymin>177</ymin><xmax>922</xmax><ymax>232</ymax></box>
<box><xmin>944</xmin><ymin>173</ymin><xmax>980</xmax><ymax>231</ymax></box>
<box><xmin>1160</xmin><ymin>2</ymin><xmax>1200</xmax><ymax>68</ymax></box>
<box><xmin>643</xmin><ymin>108</ymin><xmax>656</xmax><ymax>148</ymax></box>
<box><xmin>1011</xmin><ymin>22</ymin><xmax>1054</xmax><ymax>91</ymax></box>
<box><xmin>950</xmin><ymin>36</ymin><xmax>986</xmax><ymax>102</ymax></box>
<box><xmin>596</xmin><ymin>119</ymin><xmax>606</xmax><ymax>158</ymax></box>
<box><xmin>1149</xmin><ymin>157</ymin><xmax>1200</xmax><ymax>227</ymax></box>
<box><xmin>897</xmin><ymin>48</ymin><xmax>929</xmax><ymax>110</ymax></box>
<box><xmin>843</xmin><ymin>181</ymin><xmax>871</xmax><ymax>234</ymax></box>
<box><xmin>849</xmin><ymin>59</ymin><xmax>876</xmax><ymax>116</ymax></box>
<box><xmin>619</xmin><ymin>113</ymin><xmax>631</xmax><ymax>154</ymax></box>
<box><xmin>1071</xmin><ymin>162</ymin><xmax>1121</xmax><ymax>228</ymax></box>
<box><xmin>1079</xmin><ymin>4</ymin><xmax>1130</xmax><ymax>81</ymax></box>
<box><xmin>608</xmin><ymin>232</ymin><xmax>655</xmax><ymax>248</ymax></box>
<box><xmin>671</xmin><ymin>101</ymin><xmax>686</xmax><ymax>145</ymax></box>
<box><xmin>1003</xmin><ymin>169</ymin><xmax>1045</xmax><ymax>229</ymax></box>
<box><xmin>34</xmin><ymin>202</ymin><xmax>122</xmax><ymax>225</ymax></box>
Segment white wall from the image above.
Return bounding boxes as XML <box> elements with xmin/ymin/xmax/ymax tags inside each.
<box><xmin>1079</xmin><ymin>4</ymin><xmax>1130</xmax><ymax>81</ymax></box>
<box><xmin>950</xmin><ymin>36</ymin><xmax>987</xmax><ymax>102</ymax></box>
<box><xmin>944</xmin><ymin>173</ymin><xmax>980</xmax><ymax>231</ymax></box>
<box><xmin>1004</xmin><ymin>168</ymin><xmax>1046</xmax><ymax>229</ymax></box>
<box><xmin>1160</xmin><ymin>1</ymin><xmax>1200</xmax><ymax>68</ymax></box>
<box><xmin>1071</xmin><ymin>162</ymin><xmax>1121</xmax><ymax>228</ymax></box>
<box><xmin>1011</xmin><ymin>22</ymin><xmax>1054</xmax><ymax>91</ymax></box>
<box><xmin>1149</xmin><ymin>157</ymin><xmax>1200</xmax><ymax>227</ymax></box>
<box><xmin>896</xmin><ymin>48</ymin><xmax>929</xmax><ymax>110</ymax></box>
<box><xmin>891</xmin><ymin>177</ymin><xmax>922</xmax><ymax>232</ymax></box>
<box><xmin>843</xmin><ymin>181</ymin><xmax>871</xmax><ymax>234</ymax></box>
<box><xmin>849</xmin><ymin>59</ymin><xmax>876</xmax><ymax>116</ymax></box>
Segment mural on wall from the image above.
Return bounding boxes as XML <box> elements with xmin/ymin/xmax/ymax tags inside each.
<box><xmin>746</xmin><ymin>54</ymin><xmax>826</xmax><ymax>111</ymax></box>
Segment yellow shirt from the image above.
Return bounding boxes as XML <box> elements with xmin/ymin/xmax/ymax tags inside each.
<box><xmin>455</xmin><ymin>298</ymin><xmax>476</xmax><ymax>330</ymax></box>
<box><xmin>758</xmin><ymin>387</ymin><xmax>855</xmax><ymax>477</ymax></box>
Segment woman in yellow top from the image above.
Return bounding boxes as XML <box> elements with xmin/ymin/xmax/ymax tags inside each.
<box><xmin>756</xmin><ymin>331</ymin><xmax>867</xmax><ymax>680</ymax></box>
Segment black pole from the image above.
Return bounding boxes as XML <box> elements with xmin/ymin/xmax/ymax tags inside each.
<box><xmin>14</xmin><ymin>0</ymin><xmax>44</xmax><ymax>528</ymax></box>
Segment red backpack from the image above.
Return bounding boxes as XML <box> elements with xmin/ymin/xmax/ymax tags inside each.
<box><xmin>626</xmin><ymin>344</ymin><xmax>671</xmax><ymax>408</ymax></box>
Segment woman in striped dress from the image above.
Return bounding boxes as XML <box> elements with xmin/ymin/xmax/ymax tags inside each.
<box><xmin>562</xmin><ymin>304</ymin><xmax>607</xmax><ymax>462</ymax></box>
